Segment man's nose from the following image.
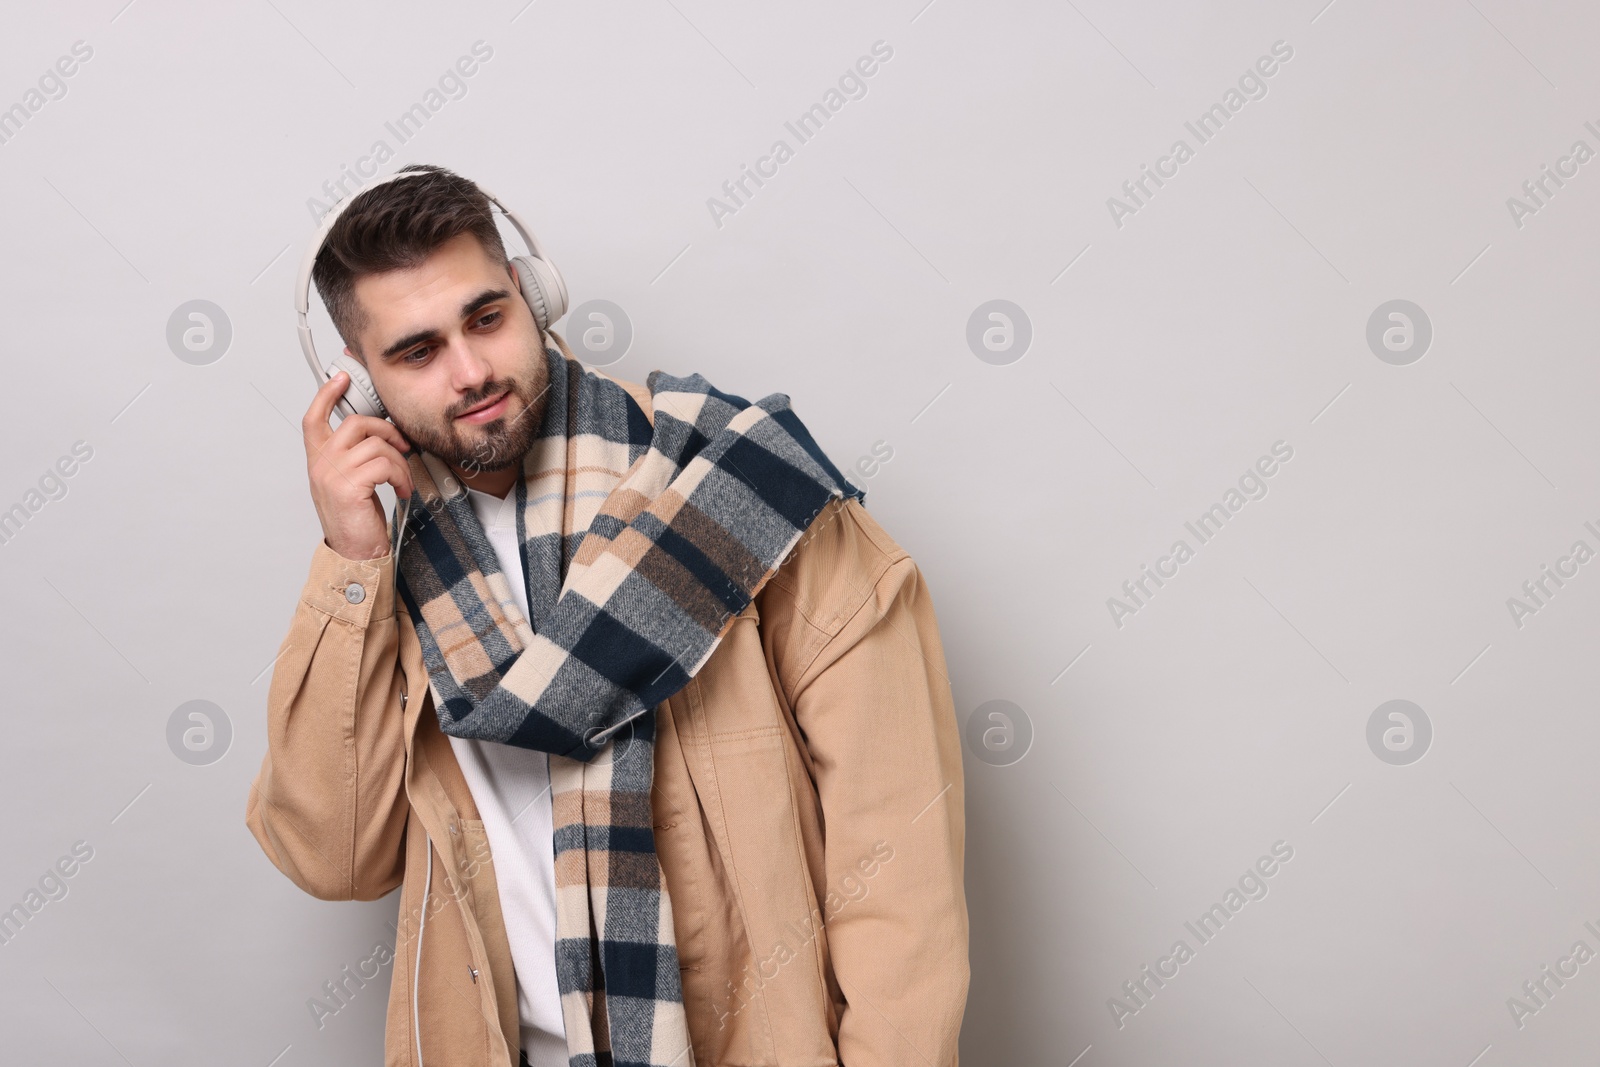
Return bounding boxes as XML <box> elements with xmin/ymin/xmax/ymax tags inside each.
<box><xmin>444</xmin><ymin>339</ymin><xmax>495</xmax><ymax>392</ymax></box>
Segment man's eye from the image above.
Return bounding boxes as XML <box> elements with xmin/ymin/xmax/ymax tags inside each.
<box><xmin>402</xmin><ymin>346</ymin><xmax>432</xmax><ymax>364</ymax></box>
<box><xmin>475</xmin><ymin>311</ymin><xmax>502</xmax><ymax>328</ymax></box>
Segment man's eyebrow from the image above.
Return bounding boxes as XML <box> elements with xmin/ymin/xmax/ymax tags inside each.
<box><xmin>378</xmin><ymin>288</ymin><xmax>515</xmax><ymax>361</ymax></box>
<box><xmin>461</xmin><ymin>288</ymin><xmax>511</xmax><ymax>318</ymax></box>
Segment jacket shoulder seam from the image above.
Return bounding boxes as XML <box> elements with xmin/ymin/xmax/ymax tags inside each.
<box><xmin>785</xmin><ymin>553</ymin><xmax>919</xmax><ymax>704</ymax></box>
<box><xmin>766</xmin><ymin>497</ymin><xmax>905</xmax><ymax>640</ymax></box>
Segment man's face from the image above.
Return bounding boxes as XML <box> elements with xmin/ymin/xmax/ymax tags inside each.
<box><xmin>346</xmin><ymin>231</ymin><xmax>549</xmax><ymax>486</ymax></box>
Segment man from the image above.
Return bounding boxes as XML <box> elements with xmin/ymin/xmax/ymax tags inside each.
<box><xmin>245</xmin><ymin>164</ymin><xmax>968</xmax><ymax>1067</ymax></box>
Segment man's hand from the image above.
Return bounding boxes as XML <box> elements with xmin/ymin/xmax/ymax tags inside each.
<box><xmin>303</xmin><ymin>370</ymin><xmax>415</xmax><ymax>561</ymax></box>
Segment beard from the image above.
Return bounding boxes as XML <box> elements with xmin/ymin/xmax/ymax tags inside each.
<box><xmin>388</xmin><ymin>351</ymin><xmax>549</xmax><ymax>477</ymax></box>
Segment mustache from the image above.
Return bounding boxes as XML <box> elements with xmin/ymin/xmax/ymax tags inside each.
<box><xmin>453</xmin><ymin>382</ymin><xmax>513</xmax><ymax>418</ymax></box>
<box><xmin>459</xmin><ymin>378</ymin><xmax>551</xmax><ymax>429</ymax></box>
<box><xmin>453</xmin><ymin>370</ymin><xmax>555</xmax><ymax>423</ymax></box>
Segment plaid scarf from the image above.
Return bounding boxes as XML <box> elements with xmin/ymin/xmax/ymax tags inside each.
<box><xmin>391</xmin><ymin>334</ymin><xmax>864</xmax><ymax>1067</ymax></box>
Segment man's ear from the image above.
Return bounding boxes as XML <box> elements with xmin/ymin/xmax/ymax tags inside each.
<box><xmin>342</xmin><ymin>344</ymin><xmax>365</xmax><ymax>366</ymax></box>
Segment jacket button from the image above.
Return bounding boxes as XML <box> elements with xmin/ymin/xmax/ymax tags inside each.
<box><xmin>449</xmin><ymin>823</ymin><xmax>458</xmax><ymax>835</ymax></box>
<box><xmin>344</xmin><ymin>582</ymin><xmax>366</xmax><ymax>604</ymax></box>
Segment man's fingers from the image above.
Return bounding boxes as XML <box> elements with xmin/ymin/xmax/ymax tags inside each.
<box><xmin>302</xmin><ymin>371</ymin><xmax>416</xmax><ymax>501</ymax></box>
<box><xmin>339</xmin><ymin>434</ymin><xmax>399</xmax><ymax>475</ymax></box>
<box><xmin>352</xmin><ymin>454</ymin><xmax>414</xmax><ymax>500</ymax></box>
<box><xmin>302</xmin><ymin>370</ymin><xmax>352</xmax><ymax>446</ymax></box>
<box><xmin>329</xmin><ymin>411</ymin><xmax>412</xmax><ymax>459</ymax></box>
<box><xmin>364</xmin><ymin>417</ymin><xmax>414</xmax><ymax>459</ymax></box>
<box><xmin>342</xmin><ymin>436</ymin><xmax>416</xmax><ymax>497</ymax></box>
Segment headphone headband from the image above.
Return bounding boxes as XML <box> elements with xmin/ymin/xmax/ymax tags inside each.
<box><xmin>292</xmin><ymin>170</ymin><xmax>567</xmax><ymax>398</ymax></box>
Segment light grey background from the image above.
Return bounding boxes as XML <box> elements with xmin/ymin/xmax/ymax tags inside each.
<box><xmin>2</xmin><ymin>0</ymin><xmax>1596</xmax><ymax>1063</ymax></box>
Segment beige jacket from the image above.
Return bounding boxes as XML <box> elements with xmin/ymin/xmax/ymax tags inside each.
<box><xmin>245</xmin><ymin>376</ymin><xmax>969</xmax><ymax>1066</ymax></box>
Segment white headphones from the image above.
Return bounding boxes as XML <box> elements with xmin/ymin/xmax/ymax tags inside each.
<box><xmin>293</xmin><ymin>169</ymin><xmax>569</xmax><ymax>421</ymax></box>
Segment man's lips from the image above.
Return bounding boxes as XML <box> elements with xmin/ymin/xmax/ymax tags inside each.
<box><xmin>457</xmin><ymin>391</ymin><xmax>511</xmax><ymax>423</ymax></box>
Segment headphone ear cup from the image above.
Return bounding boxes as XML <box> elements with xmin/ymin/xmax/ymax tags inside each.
<box><xmin>511</xmin><ymin>254</ymin><xmax>568</xmax><ymax>332</ymax></box>
<box><xmin>329</xmin><ymin>353</ymin><xmax>386</xmax><ymax>419</ymax></box>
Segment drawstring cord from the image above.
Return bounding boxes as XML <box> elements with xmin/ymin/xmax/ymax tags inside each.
<box><xmin>414</xmin><ymin>831</ymin><xmax>432</xmax><ymax>1065</ymax></box>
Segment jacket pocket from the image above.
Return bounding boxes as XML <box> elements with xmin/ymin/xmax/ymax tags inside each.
<box><xmin>677</xmin><ymin>617</ymin><xmax>840</xmax><ymax>1066</ymax></box>
<box><xmin>656</xmin><ymin>689</ymin><xmax>766</xmax><ymax>1065</ymax></box>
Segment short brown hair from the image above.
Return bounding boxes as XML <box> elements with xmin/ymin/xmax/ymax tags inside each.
<box><xmin>311</xmin><ymin>163</ymin><xmax>507</xmax><ymax>357</ymax></box>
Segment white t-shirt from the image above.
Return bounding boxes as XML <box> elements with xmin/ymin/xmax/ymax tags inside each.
<box><xmin>448</xmin><ymin>485</ymin><xmax>568</xmax><ymax>1067</ymax></box>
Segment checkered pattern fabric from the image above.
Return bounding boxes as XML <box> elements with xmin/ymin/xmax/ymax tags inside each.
<box><xmin>392</xmin><ymin>338</ymin><xmax>863</xmax><ymax>1067</ymax></box>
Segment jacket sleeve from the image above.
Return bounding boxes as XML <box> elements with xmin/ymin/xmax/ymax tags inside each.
<box><xmin>244</xmin><ymin>540</ymin><xmax>411</xmax><ymax>902</ymax></box>
<box><xmin>780</xmin><ymin>503</ymin><xmax>970</xmax><ymax>1067</ymax></box>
